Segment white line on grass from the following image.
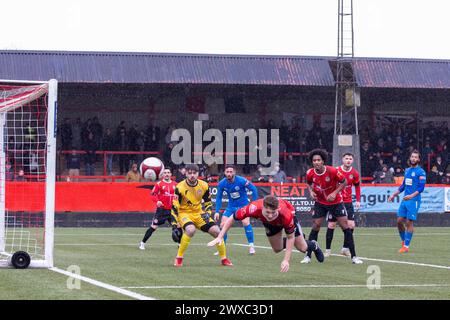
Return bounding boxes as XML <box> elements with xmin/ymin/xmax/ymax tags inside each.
<box><xmin>122</xmin><ymin>284</ymin><xmax>450</xmax><ymax>289</ymax></box>
<box><xmin>49</xmin><ymin>267</ymin><xmax>155</xmax><ymax>300</ymax></box>
<box><xmin>231</xmin><ymin>243</ymin><xmax>450</xmax><ymax>270</ymax></box>
<box><xmin>55</xmin><ymin>232</ymin><xmax>450</xmax><ymax>237</ymax></box>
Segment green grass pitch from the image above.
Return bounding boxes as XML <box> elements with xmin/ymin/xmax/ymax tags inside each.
<box><xmin>1</xmin><ymin>227</ymin><xmax>449</xmax><ymax>300</ymax></box>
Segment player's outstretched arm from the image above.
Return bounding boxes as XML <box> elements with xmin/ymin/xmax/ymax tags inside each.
<box><xmin>207</xmin><ymin>216</ymin><xmax>235</xmax><ymax>247</ymax></box>
<box><xmin>281</xmin><ymin>233</ymin><xmax>295</xmax><ymax>273</ymax></box>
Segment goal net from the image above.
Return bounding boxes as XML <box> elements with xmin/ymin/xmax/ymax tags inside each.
<box><xmin>0</xmin><ymin>80</ymin><xmax>57</xmax><ymax>268</ymax></box>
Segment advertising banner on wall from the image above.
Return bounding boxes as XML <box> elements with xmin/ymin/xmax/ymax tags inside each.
<box><xmin>211</xmin><ymin>185</ymin><xmax>445</xmax><ymax>214</ymax></box>
<box><xmin>445</xmin><ymin>188</ymin><xmax>450</xmax><ymax>212</ymax></box>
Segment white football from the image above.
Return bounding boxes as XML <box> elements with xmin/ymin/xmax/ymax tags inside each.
<box><xmin>139</xmin><ymin>157</ymin><xmax>164</xmax><ymax>181</ymax></box>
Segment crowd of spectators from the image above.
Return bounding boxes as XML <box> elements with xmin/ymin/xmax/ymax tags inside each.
<box><xmin>56</xmin><ymin>116</ymin><xmax>450</xmax><ymax>184</ymax></box>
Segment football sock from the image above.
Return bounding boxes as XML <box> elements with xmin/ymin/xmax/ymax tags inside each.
<box><xmin>343</xmin><ymin>228</ymin><xmax>356</xmax><ymax>258</ymax></box>
<box><xmin>216</xmin><ymin>240</ymin><xmax>227</xmax><ymax>259</ymax></box>
<box><xmin>244</xmin><ymin>224</ymin><xmax>254</xmax><ymax>245</ymax></box>
<box><xmin>177</xmin><ymin>234</ymin><xmax>191</xmax><ymax>258</ymax></box>
<box><xmin>404</xmin><ymin>231</ymin><xmax>413</xmax><ymax>247</ymax></box>
<box><xmin>399</xmin><ymin>230</ymin><xmax>406</xmax><ymax>242</ymax></box>
<box><xmin>142</xmin><ymin>226</ymin><xmax>156</xmax><ymax>243</ymax></box>
<box><xmin>326</xmin><ymin>228</ymin><xmax>335</xmax><ymax>250</ymax></box>
<box><xmin>223</xmin><ymin>232</ymin><xmax>228</xmax><ymax>244</ymax></box>
<box><xmin>307</xmin><ymin>230</ymin><xmax>319</xmax><ymax>258</ymax></box>
<box><xmin>306</xmin><ymin>240</ymin><xmax>319</xmax><ymax>253</ymax></box>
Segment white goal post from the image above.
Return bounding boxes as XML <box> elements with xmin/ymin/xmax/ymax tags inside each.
<box><xmin>0</xmin><ymin>79</ymin><xmax>57</xmax><ymax>268</ymax></box>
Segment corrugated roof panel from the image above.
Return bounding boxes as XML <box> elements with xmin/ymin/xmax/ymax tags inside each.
<box><xmin>0</xmin><ymin>50</ymin><xmax>334</xmax><ymax>86</ymax></box>
<box><xmin>353</xmin><ymin>58</ymin><xmax>450</xmax><ymax>89</ymax></box>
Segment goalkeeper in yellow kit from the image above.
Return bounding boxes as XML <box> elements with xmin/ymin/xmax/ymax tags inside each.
<box><xmin>171</xmin><ymin>164</ymin><xmax>233</xmax><ymax>267</ymax></box>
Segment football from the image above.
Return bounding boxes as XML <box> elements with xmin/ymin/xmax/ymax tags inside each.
<box><xmin>139</xmin><ymin>157</ymin><xmax>164</xmax><ymax>181</ymax></box>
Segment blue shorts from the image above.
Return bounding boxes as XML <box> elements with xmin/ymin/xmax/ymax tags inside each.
<box><xmin>397</xmin><ymin>200</ymin><xmax>421</xmax><ymax>221</ymax></box>
<box><xmin>223</xmin><ymin>206</ymin><xmax>240</xmax><ymax>218</ymax></box>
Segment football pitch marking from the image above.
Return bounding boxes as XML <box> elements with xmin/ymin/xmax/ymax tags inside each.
<box><xmin>54</xmin><ymin>232</ymin><xmax>450</xmax><ymax>237</ymax></box>
<box><xmin>231</xmin><ymin>243</ymin><xmax>450</xmax><ymax>270</ymax></box>
<box><xmin>49</xmin><ymin>267</ymin><xmax>155</xmax><ymax>300</ymax></box>
<box><xmin>122</xmin><ymin>284</ymin><xmax>450</xmax><ymax>289</ymax></box>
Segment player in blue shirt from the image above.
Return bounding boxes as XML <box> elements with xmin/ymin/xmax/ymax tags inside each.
<box><xmin>388</xmin><ymin>150</ymin><xmax>426</xmax><ymax>253</ymax></box>
<box><xmin>214</xmin><ymin>165</ymin><xmax>258</xmax><ymax>254</ymax></box>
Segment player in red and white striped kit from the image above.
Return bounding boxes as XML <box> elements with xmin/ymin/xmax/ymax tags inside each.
<box><xmin>139</xmin><ymin>168</ymin><xmax>179</xmax><ymax>250</ymax></box>
<box><xmin>325</xmin><ymin>153</ymin><xmax>361</xmax><ymax>257</ymax></box>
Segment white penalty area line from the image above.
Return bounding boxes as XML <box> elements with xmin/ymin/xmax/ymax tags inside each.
<box><xmin>49</xmin><ymin>267</ymin><xmax>155</xmax><ymax>300</ymax></box>
<box><xmin>122</xmin><ymin>284</ymin><xmax>450</xmax><ymax>290</ymax></box>
<box><xmin>231</xmin><ymin>243</ymin><xmax>450</xmax><ymax>270</ymax></box>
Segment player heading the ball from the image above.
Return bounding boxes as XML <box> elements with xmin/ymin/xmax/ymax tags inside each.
<box><xmin>209</xmin><ymin>195</ymin><xmax>324</xmax><ymax>273</ymax></box>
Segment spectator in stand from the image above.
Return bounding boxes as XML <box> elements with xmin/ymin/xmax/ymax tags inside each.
<box><xmin>175</xmin><ymin>166</ymin><xmax>186</xmax><ymax>182</ymax></box>
<box><xmin>434</xmin><ymin>155</ymin><xmax>446</xmax><ymax>180</ymax></box>
<box><xmin>116</xmin><ymin>120</ymin><xmax>127</xmax><ymax>138</ymax></box>
<box><xmin>280</xmin><ymin>120</ymin><xmax>289</xmax><ymax>147</ymax></box>
<box><xmin>393</xmin><ymin>166</ymin><xmax>405</xmax><ymax>185</ymax></box>
<box><xmin>67</xmin><ymin>150</ymin><xmax>81</xmax><ymax>182</ymax></box>
<box><xmin>360</xmin><ymin>141</ymin><xmax>371</xmax><ymax>177</ymax></box>
<box><xmin>163</xmin><ymin>142</ymin><xmax>174</xmax><ymax>170</ymax></box>
<box><xmin>206</xmin><ymin>156</ymin><xmax>220</xmax><ymax>178</ymax></box>
<box><xmin>84</xmin><ymin>132</ymin><xmax>97</xmax><ymax>176</ymax></box>
<box><xmin>165</xmin><ymin>123</ymin><xmax>176</xmax><ymax>145</ymax></box>
<box><xmin>284</xmin><ymin>154</ymin><xmax>298</xmax><ymax>181</ymax></box>
<box><xmin>5</xmin><ymin>162</ymin><xmax>14</xmax><ymax>181</ymax></box>
<box><xmin>127</xmin><ymin>124</ymin><xmax>140</xmax><ymax>165</ymax></box>
<box><xmin>101</xmin><ymin>128</ymin><xmax>116</xmax><ymax>175</ymax></box>
<box><xmin>444</xmin><ymin>162</ymin><xmax>450</xmax><ymax>184</ymax></box>
<box><xmin>252</xmin><ymin>165</ymin><xmax>267</xmax><ymax>183</ymax></box>
<box><xmin>135</xmin><ymin>130</ymin><xmax>147</xmax><ymax>164</ymax></box>
<box><xmin>60</xmin><ymin>117</ymin><xmax>72</xmax><ymax>150</ymax></box>
<box><xmin>126</xmin><ymin>163</ymin><xmax>142</xmax><ymax>182</ymax></box>
<box><xmin>81</xmin><ymin>118</ymin><xmax>92</xmax><ymax>148</ymax></box>
<box><xmin>72</xmin><ymin>118</ymin><xmax>83</xmax><ymax>150</ymax></box>
<box><xmin>428</xmin><ymin>165</ymin><xmax>441</xmax><ymax>184</ymax></box>
<box><xmin>384</xmin><ymin>165</ymin><xmax>395</xmax><ymax>183</ymax></box>
<box><xmin>7</xmin><ymin>136</ymin><xmax>17</xmax><ymax>166</ymax></box>
<box><xmin>15</xmin><ymin>168</ymin><xmax>26</xmax><ymax>181</ymax></box>
<box><xmin>91</xmin><ymin>116</ymin><xmax>103</xmax><ymax>147</ymax></box>
<box><xmin>145</xmin><ymin>122</ymin><xmax>161</xmax><ymax>151</ymax></box>
<box><xmin>271</xmin><ymin>162</ymin><xmax>287</xmax><ymax>183</ymax></box>
<box><xmin>116</xmin><ymin>128</ymin><xmax>129</xmax><ymax>175</ymax></box>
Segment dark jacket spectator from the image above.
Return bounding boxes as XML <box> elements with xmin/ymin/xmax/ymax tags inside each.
<box><xmin>428</xmin><ymin>165</ymin><xmax>441</xmax><ymax>184</ymax></box>
<box><xmin>284</xmin><ymin>155</ymin><xmax>298</xmax><ymax>179</ymax></box>
<box><xmin>175</xmin><ymin>166</ymin><xmax>186</xmax><ymax>183</ymax></box>
<box><xmin>252</xmin><ymin>165</ymin><xmax>267</xmax><ymax>183</ymax></box>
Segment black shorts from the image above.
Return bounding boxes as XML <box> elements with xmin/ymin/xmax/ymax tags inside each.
<box><xmin>312</xmin><ymin>202</ymin><xmax>347</xmax><ymax>220</ymax></box>
<box><xmin>152</xmin><ymin>208</ymin><xmax>172</xmax><ymax>226</ymax></box>
<box><xmin>263</xmin><ymin>216</ymin><xmax>303</xmax><ymax>238</ymax></box>
<box><xmin>328</xmin><ymin>203</ymin><xmax>354</xmax><ymax>222</ymax></box>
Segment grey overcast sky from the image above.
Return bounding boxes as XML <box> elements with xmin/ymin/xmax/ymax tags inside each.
<box><xmin>1</xmin><ymin>0</ymin><xmax>449</xmax><ymax>59</ymax></box>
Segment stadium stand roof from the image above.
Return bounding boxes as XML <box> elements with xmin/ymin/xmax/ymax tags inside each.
<box><xmin>353</xmin><ymin>58</ymin><xmax>450</xmax><ymax>89</ymax></box>
<box><xmin>0</xmin><ymin>50</ymin><xmax>334</xmax><ymax>86</ymax></box>
<box><xmin>0</xmin><ymin>50</ymin><xmax>449</xmax><ymax>88</ymax></box>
